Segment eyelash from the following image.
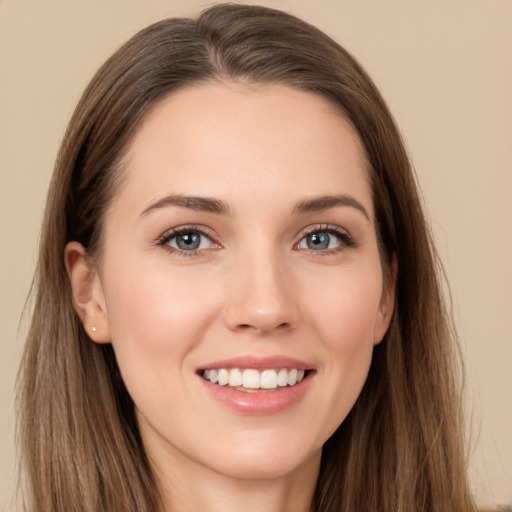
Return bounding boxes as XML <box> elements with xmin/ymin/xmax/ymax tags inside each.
<box><xmin>156</xmin><ymin>225</ymin><xmax>219</xmax><ymax>257</ymax></box>
<box><xmin>296</xmin><ymin>224</ymin><xmax>357</xmax><ymax>255</ymax></box>
<box><xmin>156</xmin><ymin>223</ymin><xmax>356</xmax><ymax>257</ymax></box>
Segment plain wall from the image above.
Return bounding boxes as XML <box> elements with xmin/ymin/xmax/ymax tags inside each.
<box><xmin>1</xmin><ymin>0</ymin><xmax>511</xmax><ymax>509</ymax></box>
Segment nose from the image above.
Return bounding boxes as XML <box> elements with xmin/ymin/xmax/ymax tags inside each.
<box><xmin>223</xmin><ymin>250</ymin><xmax>300</xmax><ymax>335</ymax></box>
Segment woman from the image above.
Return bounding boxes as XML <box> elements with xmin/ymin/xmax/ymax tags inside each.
<box><xmin>18</xmin><ymin>4</ymin><xmax>478</xmax><ymax>511</ymax></box>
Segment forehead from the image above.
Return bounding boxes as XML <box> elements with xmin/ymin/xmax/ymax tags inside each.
<box><xmin>116</xmin><ymin>82</ymin><xmax>372</xmax><ymax>217</ymax></box>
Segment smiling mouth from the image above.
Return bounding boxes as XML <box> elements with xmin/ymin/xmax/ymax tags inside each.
<box><xmin>199</xmin><ymin>368</ymin><xmax>312</xmax><ymax>393</ymax></box>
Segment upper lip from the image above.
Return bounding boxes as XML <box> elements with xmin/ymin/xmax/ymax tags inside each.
<box><xmin>198</xmin><ymin>355</ymin><xmax>314</xmax><ymax>371</ymax></box>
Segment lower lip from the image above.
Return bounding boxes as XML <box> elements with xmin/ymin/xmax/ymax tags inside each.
<box><xmin>198</xmin><ymin>373</ymin><xmax>314</xmax><ymax>415</ymax></box>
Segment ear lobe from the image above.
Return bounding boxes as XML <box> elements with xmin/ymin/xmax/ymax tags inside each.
<box><xmin>65</xmin><ymin>241</ymin><xmax>111</xmax><ymax>344</ymax></box>
<box><xmin>374</xmin><ymin>253</ymin><xmax>397</xmax><ymax>345</ymax></box>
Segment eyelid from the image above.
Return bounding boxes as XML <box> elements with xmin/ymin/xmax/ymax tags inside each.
<box><xmin>156</xmin><ymin>224</ymin><xmax>221</xmax><ymax>254</ymax></box>
<box><xmin>155</xmin><ymin>223</ymin><xmax>356</xmax><ymax>256</ymax></box>
<box><xmin>294</xmin><ymin>223</ymin><xmax>356</xmax><ymax>251</ymax></box>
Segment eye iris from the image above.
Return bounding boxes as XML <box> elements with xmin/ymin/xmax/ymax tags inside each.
<box><xmin>307</xmin><ymin>232</ymin><xmax>330</xmax><ymax>250</ymax></box>
<box><xmin>176</xmin><ymin>232</ymin><xmax>201</xmax><ymax>250</ymax></box>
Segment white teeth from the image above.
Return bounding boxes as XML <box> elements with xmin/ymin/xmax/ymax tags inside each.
<box><xmin>287</xmin><ymin>368</ymin><xmax>298</xmax><ymax>386</ymax></box>
<box><xmin>242</xmin><ymin>369</ymin><xmax>260</xmax><ymax>389</ymax></box>
<box><xmin>202</xmin><ymin>368</ymin><xmax>308</xmax><ymax>389</ymax></box>
<box><xmin>229</xmin><ymin>368</ymin><xmax>243</xmax><ymax>387</ymax></box>
<box><xmin>261</xmin><ymin>370</ymin><xmax>277</xmax><ymax>389</ymax></box>
<box><xmin>217</xmin><ymin>368</ymin><xmax>229</xmax><ymax>386</ymax></box>
<box><xmin>277</xmin><ymin>368</ymin><xmax>288</xmax><ymax>387</ymax></box>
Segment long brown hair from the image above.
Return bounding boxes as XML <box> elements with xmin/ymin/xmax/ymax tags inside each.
<box><xmin>18</xmin><ymin>4</ymin><xmax>477</xmax><ymax>511</ymax></box>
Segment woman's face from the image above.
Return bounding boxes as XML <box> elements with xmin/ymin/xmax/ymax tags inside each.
<box><xmin>91</xmin><ymin>83</ymin><xmax>394</xmax><ymax>481</ymax></box>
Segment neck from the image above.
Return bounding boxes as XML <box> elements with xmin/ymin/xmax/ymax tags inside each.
<box><xmin>152</xmin><ymin>445</ymin><xmax>320</xmax><ymax>512</ymax></box>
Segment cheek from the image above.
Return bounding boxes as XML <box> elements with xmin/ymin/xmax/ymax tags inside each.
<box><xmin>310</xmin><ymin>269</ymin><xmax>383</xmax><ymax>349</ymax></box>
<box><xmin>305</xmin><ymin>271</ymin><xmax>382</xmax><ymax>418</ymax></box>
<box><xmin>101</xmin><ymin>259</ymin><xmax>220</xmax><ymax>383</ymax></box>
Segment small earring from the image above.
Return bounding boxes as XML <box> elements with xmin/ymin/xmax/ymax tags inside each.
<box><xmin>92</xmin><ymin>326</ymin><xmax>97</xmax><ymax>333</ymax></box>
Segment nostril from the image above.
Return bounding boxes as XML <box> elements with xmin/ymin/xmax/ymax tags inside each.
<box><xmin>235</xmin><ymin>322</ymin><xmax>292</xmax><ymax>333</ymax></box>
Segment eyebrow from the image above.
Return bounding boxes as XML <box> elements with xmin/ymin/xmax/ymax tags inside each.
<box><xmin>140</xmin><ymin>195</ymin><xmax>233</xmax><ymax>217</ymax></box>
<box><xmin>293</xmin><ymin>194</ymin><xmax>370</xmax><ymax>220</ymax></box>
<box><xmin>140</xmin><ymin>193</ymin><xmax>370</xmax><ymax>220</ymax></box>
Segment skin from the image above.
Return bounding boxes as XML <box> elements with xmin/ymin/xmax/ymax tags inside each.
<box><xmin>66</xmin><ymin>82</ymin><xmax>395</xmax><ymax>512</ymax></box>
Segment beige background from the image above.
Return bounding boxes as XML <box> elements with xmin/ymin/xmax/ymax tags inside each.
<box><xmin>1</xmin><ymin>0</ymin><xmax>511</xmax><ymax>509</ymax></box>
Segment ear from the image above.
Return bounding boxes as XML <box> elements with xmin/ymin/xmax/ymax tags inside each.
<box><xmin>374</xmin><ymin>253</ymin><xmax>397</xmax><ymax>345</ymax></box>
<box><xmin>65</xmin><ymin>241</ymin><xmax>111</xmax><ymax>344</ymax></box>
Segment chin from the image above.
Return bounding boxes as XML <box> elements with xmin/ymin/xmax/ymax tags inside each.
<box><xmin>201</xmin><ymin>434</ymin><xmax>322</xmax><ymax>481</ymax></box>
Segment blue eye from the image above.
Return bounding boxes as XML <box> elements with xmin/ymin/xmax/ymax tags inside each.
<box><xmin>297</xmin><ymin>228</ymin><xmax>351</xmax><ymax>251</ymax></box>
<box><xmin>163</xmin><ymin>230</ymin><xmax>214</xmax><ymax>252</ymax></box>
<box><xmin>306</xmin><ymin>232</ymin><xmax>334</xmax><ymax>250</ymax></box>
